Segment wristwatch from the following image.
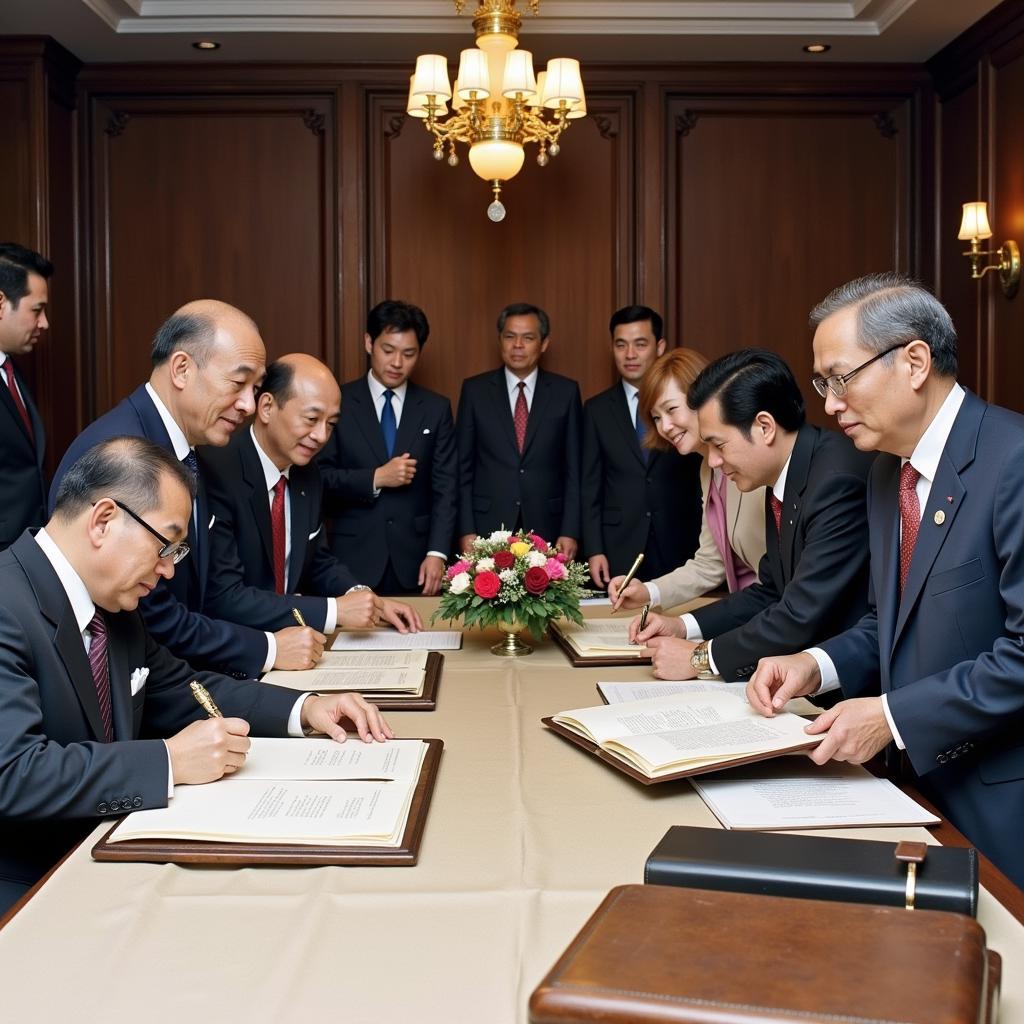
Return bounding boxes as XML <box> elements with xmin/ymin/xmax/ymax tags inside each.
<box><xmin>690</xmin><ymin>640</ymin><xmax>712</xmax><ymax>676</ymax></box>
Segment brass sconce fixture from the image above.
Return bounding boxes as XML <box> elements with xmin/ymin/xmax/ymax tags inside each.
<box><xmin>958</xmin><ymin>201</ymin><xmax>1020</xmax><ymax>299</ymax></box>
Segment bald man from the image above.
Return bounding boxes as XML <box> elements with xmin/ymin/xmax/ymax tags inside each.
<box><xmin>51</xmin><ymin>301</ymin><xmax>325</xmax><ymax>678</ymax></box>
<box><xmin>200</xmin><ymin>354</ymin><xmax>422</xmax><ymax>635</ymax></box>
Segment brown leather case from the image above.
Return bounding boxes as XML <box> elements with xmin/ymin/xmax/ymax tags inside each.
<box><xmin>529</xmin><ymin>884</ymin><xmax>1000</xmax><ymax>1024</ymax></box>
<box><xmin>361</xmin><ymin>651</ymin><xmax>443</xmax><ymax>711</ymax></box>
<box><xmin>549</xmin><ymin>623</ymin><xmax>652</xmax><ymax>668</ymax></box>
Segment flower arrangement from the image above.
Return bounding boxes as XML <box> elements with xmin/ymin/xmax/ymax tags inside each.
<box><xmin>434</xmin><ymin>529</ymin><xmax>589</xmax><ymax>640</ymax></box>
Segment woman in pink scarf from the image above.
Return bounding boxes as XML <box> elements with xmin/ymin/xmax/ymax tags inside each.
<box><xmin>609</xmin><ymin>348</ymin><xmax>766</xmax><ymax>611</ymax></box>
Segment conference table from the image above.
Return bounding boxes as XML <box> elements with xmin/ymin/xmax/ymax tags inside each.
<box><xmin>1</xmin><ymin>598</ymin><xmax>1022</xmax><ymax>1023</ymax></box>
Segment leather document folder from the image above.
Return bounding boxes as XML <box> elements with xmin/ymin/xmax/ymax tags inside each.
<box><xmin>529</xmin><ymin>884</ymin><xmax>1001</xmax><ymax>1024</ymax></box>
<box><xmin>645</xmin><ymin>824</ymin><xmax>978</xmax><ymax>916</ymax></box>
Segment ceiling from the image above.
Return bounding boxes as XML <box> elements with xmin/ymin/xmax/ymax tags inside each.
<box><xmin>0</xmin><ymin>0</ymin><xmax>1004</xmax><ymax>64</ymax></box>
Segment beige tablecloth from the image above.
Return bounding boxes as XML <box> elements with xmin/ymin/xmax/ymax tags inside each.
<box><xmin>1</xmin><ymin>599</ymin><xmax>1021</xmax><ymax>1023</ymax></box>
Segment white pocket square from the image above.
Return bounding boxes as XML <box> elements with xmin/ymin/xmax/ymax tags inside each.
<box><xmin>130</xmin><ymin>667</ymin><xmax>150</xmax><ymax>696</ymax></box>
<box><xmin>208</xmin><ymin>514</ymin><xmax>216</xmax><ymax>529</ymax></box>
<box><xmin>308</xmin><ymin>524</ymin><xmax>322</xmax><ymax>541</ymax></box>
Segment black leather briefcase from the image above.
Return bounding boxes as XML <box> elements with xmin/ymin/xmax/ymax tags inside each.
<box><xmin>644</xmin><ymin>825</ymin><xmax>978</xmax><ymax>916</ymax></box>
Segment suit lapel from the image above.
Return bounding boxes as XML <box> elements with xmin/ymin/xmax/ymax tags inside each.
<box><xmin>522</xmin><ymin>372</ymin><xmax>549</xmax><ymax>457</ymax></box>
<box><xmin>350</xmin><ymin>378</ymin><xmax>390</xmax><ymax>465</ymax></box>
<box><xmin>287</xmin><ymin>469</ymin><xmax>315</xmax><ymax>592</ymax></box>
<box><xmin>240</xmin><ymin>434</ymin><xmax>276</xmax><ymax>575</ymax></box>
<box><xmin>22</xmin><ymin>370</ymin><xmax>45</xmax><ymax>463</ymax></box>
<box><xmin>610</xmin><ymin>386</ymin><xmax>646</xmax><ymax>468</ymax></box>
<box><xmin>106</xmin><ymin>618</ymin><xmax>133</xmax><ymax>740</ymax></box>
<box><xmin>871</xmin><ymin>458</ymin><xmax>901</xmax><ymax>664</ymax></box>
<box><xmin>491</xmin><ymin>370</ymin><xmax>520</xmax><ymax>456</ymax></box>
<box><xmin>0</xmin><ymin>363</ymin><xmax>34</xmax><ymax>451</ymax></box>
<box><xmin>776</xmin><ymin>425</ymin><xmax>816</xmax><ymax>582</ymax></box>
<box><xmin>12</xmin><ymin>535</ymin><xmax>107</xmax><ymax>742</ymax></box>
<box><xmin>393</xmin><ymin>384</ymin><xmax>423</xmax><ymax>458</ymax></box>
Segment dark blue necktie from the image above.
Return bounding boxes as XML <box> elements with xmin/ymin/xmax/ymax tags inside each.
<box><xmin>182</xmin><ymin>450</ymin><xmax>200</xmax><ymax>555</ymax></box>
<box><xmin>182</xmin><ymin>449</ymin><xmax>199</xmax><ymax>479</ymax></box>
<box><xmin>381</xmin><ymin>390</ymin><xmax>397</xmax><ymax>457</ymax></box>
<box><xmin>633</xmin><ymin>395</ymin><xmax>648</xmax><ymax>464</ymax></box>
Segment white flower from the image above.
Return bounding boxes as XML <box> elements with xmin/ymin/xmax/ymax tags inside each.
<box><xmin>498</xmin><ymin>568</ymin><xmax>517</xmax><ymax>584</ymax></box>
<box><xmin>476</xmin><ymin>557</ymin><xmax>496</xmax><ymax>571</ymax></box>
<box><xmin>449</xmin><ymin>572</ymin><xmax>471</xmax><ymax>595</ymax></box>
<box><xmin>527</xmin><ymin>551</ymin><xmax>548</xmax><ymax>568</ymax></box>
<box><xmin>488</xmin><ymin>530</ymin><xmax>512</xmax><ymax>543</ymax></box>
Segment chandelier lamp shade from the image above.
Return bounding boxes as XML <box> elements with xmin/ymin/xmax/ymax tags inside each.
<box><xmin>407</xmin><ymin>1</ymin><xmax>586</xmax><ymax>222</ymax></box>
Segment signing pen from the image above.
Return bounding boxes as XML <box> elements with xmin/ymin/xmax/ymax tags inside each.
<box><xmin>189</xmin><ymin>680</ymin><xmax>223</xmax><ymax>719</ymax></box>
<box><xmin>612</xmin><ymin>552</ymin><xmax>645</xmax><ymax>611</ymax></box>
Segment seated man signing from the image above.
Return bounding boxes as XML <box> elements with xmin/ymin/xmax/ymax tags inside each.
<box><xmin>632</xmin><ymin>348</ymin><xmax>873</xmax><ymax>681</ymax></box>
<box><xmin>0</xmin><ymin>436</ymin><xmax>389</xmax><ymax>915</ymax></box>
<box><xmin>200</xmin><ymin>354</ymin><xmax>422</xmax><ymax>642</ymax></box>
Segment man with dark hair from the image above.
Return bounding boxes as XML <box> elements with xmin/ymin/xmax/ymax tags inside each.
<box><xmin>319</xmin><ymin>300</ymin><xmax>457</xmax><ymax>595</ymax></box>
<box><xmin>748</xmin><ymin>274</ymin><xmax>1024</xmax><ymax>888</ymax></box>
<box><xmin>201</xmin><ymin>353</ymin><xmax>422</xmax><ymax>629</ymax></box>
<box><xmin>0</xmin><ymin>435</ymin><xmax>390</xmax><ymax>914</ymax></box>
<box><xmin>51</xmin><ymin>300</ymin><xmax>324</xmax><ymax>678</ymax></box>
<box><xmin>0</xmin><ymin>243</ymin><xmax>53</xmax><ymax>550</ymax></box>
<box><xmin>581</xmin><ymin>305</ymin><xmax>702</xmax><ymax>586</ymax></box>
<box><xmin>634</xmin><ymin>347</ymin><xmax>873</xmax><ymax>681</ymax></box>
<box><xmin>456</xmin><ymin>302</ymin><xmax>582</xmax><ymax>556</ymax></box>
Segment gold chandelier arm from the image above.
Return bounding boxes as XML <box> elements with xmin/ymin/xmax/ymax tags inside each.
<box><xmin>520</xmin><ymin>109</ymin><xmax>571</xmax><ymax>146</ymax></box>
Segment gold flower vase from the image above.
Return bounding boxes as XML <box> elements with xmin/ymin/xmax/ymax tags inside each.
<box><xmin>491</xmin><ymin>618</ymin><xmax>534</xmax><ymax>657</ymax></box>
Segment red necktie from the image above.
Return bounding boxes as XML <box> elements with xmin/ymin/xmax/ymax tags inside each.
<box><xmin>769</xmin><ymin>494</ymin><xmax>783</xmax><ymax>535</ymax></box>
<box><xmin>87</xmin><ymin>611</ymin><xmax>113</xmax><ymax>742</ymax></box>
<box><xmin>513</xmin><ymin>382</ymin><xmax>528</xmax><ymax>455</ymax></box>
<box><xmin>898</xmin><ymin>463</ymin><xmax>921</xmax><ymax>593</ymax></box>
<box><xmin>271</xmin><ymin>475</ymin><xmax>287</xmax><ymax>594</ymax></box>
<box><xmin>2</xmin><ymin>360</ymin><xmax>33</xmax><ymax>439</ymax></box>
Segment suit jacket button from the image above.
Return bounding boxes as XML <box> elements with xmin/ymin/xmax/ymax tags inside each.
<box><xmin>97</xmin><ymin>802</ymin><xmax>109</xmax><ymax>814</ymax></box>
<box><xmin>936</xmin><ymin>754</ymin><xmax>949</xmax><ymax>764</ymax></box>
<box><xmin>645</xmin><ymin>512</ymin><xmax>651</xmax><ymax>518</ymax></box>
<box><xmin>515</xmin><ymin>500</ymin><xmax>520</xmax><ymax>507</ymax></box>
<box><xmin>519</xmin><ymin>469</ymin><xmax>525</xmax><ymax>475</ymax></box>
<box><xmin>133</xmin><ymin>796</ymin><xmax>143</xmax><ymax>808</ymax></box>
<box><xmin>386</xmin><ymin>519</ymin><xmax>393</xmax><ymax>526</ymax></box>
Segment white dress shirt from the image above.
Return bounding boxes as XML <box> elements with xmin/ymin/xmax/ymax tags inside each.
<box><xmin>622</xmin><ymin>379</ymin><xmax>640</xmax><ymax>427</ymax></box>
<box><xmin>250</xmin><ymin>427</ymin><xmax>336</xmax><ymax>632</ymax></box>
<box><xmin>145</xmin><ymin>383</ymin><xmax>276</xmax><ymax>671</ymax></box>
<box><xmin>505</xmin><ymin>366</ymin><xmax>539</xmax><ymax>415</ymax></box>
<box><xmin>807</xmin><ymin>383</ymin><xmax>966</xmax><ymax>748</ymax></box>
<box><xmin>680</xmin><ymin>453</ymin><xmax>792</xmax><ymax>677</ymax></box>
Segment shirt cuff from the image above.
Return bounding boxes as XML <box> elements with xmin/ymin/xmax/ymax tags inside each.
<box><xmin>705</xmin><ymin>640</ymin><xmax>719</xmax><ymax>676</ymax></box>
<box><xmin>372</xmin><ymin>487</ymin><xmax>382</xmax><ymax>498</ymax></box>
<box><xmin>262</xmin><ymin>632</ymin><xmax>276</xmax><ymax>674</ymax></box>
<box><xmin>880</xmin><ymin>693</ymin><xmax>906</xmax><ymax>750</ymax></box>
<box><xmin>288</xmin><ymin>694</ymin><xmax>313</xmax><ymax>736</ymax></box>
<box><xmin>163</xmin><ymin>741</ymin><xmax>174</xmax><ymax>798</ymax></box>
<box><xmin>646</xmin><ymin>580</ymin><xmax>663</xmax><ymax>608</ymax></box>
<box><xmin>681</xmin><ymin>613</ymin><xmax>702</xmax><ymax>640</ymax></box>
<box><xmin>805</xmin><ymin>647</ymin><xmax>840</xmax><ymax>694</ymax></box>
<box><xmin>426</xmin><ymin>550</ymin><xmax>447</xmax><ymax>560</ymax></box>
<box><xmin>323</xmin><ymin>599</ymin><xmax>337</xmax><ymax>633</ymax></box>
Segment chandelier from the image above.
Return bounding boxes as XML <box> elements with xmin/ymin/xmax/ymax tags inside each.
<box><xmin>407</xmin><ymin>0</ymin><xmax>586</xmax><ymax>221</ymax></box>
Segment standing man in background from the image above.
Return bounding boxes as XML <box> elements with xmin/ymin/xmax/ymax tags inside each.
<box><xmin>456</xmin><ymin>302</ymin><xmax>581</xmax><ymax>557</ymax></box>
<box><xmin>581</xmin><ymin>305</ymin><xmax>702</xmax><ymax>588</ymax></box>
<box><xmin>319</xmin><ymin>300</ymin><xmax>457</xmax><ymax>596</ymax></box>
<box><xmin>0</xmin><ymin>244</ymin><xmax>52</xmax><ymax>550</ymax></box>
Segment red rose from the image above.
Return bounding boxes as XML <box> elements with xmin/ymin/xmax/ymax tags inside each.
<box><xmin>493</xmin><ymin>550</ymin><xmax>516</xmax><ymax>570</ymax></box>
<box><xmin>524</xmin><ymin>566</ymin><xmax>550</xmax><ymax>595</ymax></box>
<box><xmin>473</xmin><ymin>570</ymin><xmax>501</xmax><ymax>599</ymax></box>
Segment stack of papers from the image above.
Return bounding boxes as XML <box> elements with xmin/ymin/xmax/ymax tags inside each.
<box><xmin>329</xmin><ymin>630</ymin><xmax>462</xmax><ymax>652</ymax></box>
<box><xmin>264</xmin><ymin>650</ymin><xmax>430</xmax><ymax>695</ymax></box>
<box><xmin>553</xmin><ymin>619</ymin><xmax>646</xmax><ymax>657</ymax></box>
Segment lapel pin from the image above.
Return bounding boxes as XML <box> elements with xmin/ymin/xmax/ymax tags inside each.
<box><xmin>946</xmin><ymin>495</ymin><xmax>953</xmax><ymax>503</ymax></box>
<box><xmin>934</xmin><ymin>510</ymin><xmax>946</xmax><ymax>525</ymax></box>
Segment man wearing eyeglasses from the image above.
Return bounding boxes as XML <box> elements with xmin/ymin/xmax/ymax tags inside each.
<box><xmin>747</xmin><ymin>273</ymin><xmax>1024</xmax><ymax>889</ymax></box>
<box><xmin>50</xmin><ymin>300</ymin><xmax>327</xmax><ymax>679</ymax></box>
<box><xmin>0</xmin><ymin>436</ymin><xmax>391</xmax><ymax>915</ymax></box>
<box><xmin>632</xmin><ymin>348</ymin><xmax>873</xmax><ymax>681</ymax></box>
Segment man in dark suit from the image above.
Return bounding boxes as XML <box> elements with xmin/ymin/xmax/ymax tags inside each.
<box><xmin>0</xmin><ymin>243</ymin><xmax>52</xmax><ymax>550</ymax></box>
<box><xmin>201</xmin><ymin>353</ymin><xmax>421</xmax><ymax>631</ymax></box>
<box><xmin>319</xmin><ymin>301</ymin><xmax>457</xmax><ymax>596</ymax></box>
<box><xmin>634</xmin><ymin>349</ymin><xmax>873</xmax><ymax>680</ymax></box>
<box><xmin>748</xmin><ymin>274</ymin><xmax>1024</xmax><ymax>888</ymax></box>
<box><xmin>456</xmin><ymin>302</ymin><xmax>582</xmax><ymax>557</ymax></box>
<box><xmin>0</xmin><ymin>436</ymin><xmax>390</xmax><ymax>914</ymax></box>
<box><xmin>51</xmin><ymin>300</ymin><xmax>325</xmax><ymax>678</ymax></box>
<box><xmin>582</xmin><ymin>304</ymin><xmax>702</xmax><ymax>587</ymax></box>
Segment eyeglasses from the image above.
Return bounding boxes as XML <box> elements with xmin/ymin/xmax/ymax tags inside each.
<box><xmin>112</xmin><ymin>499</ymin><xmax>191</xmax><ymax>564</ymax></box>
<box><xmin>811</xmin><ymin>342</ymin><xmax>910</xmax><ymax>399</ymax></box>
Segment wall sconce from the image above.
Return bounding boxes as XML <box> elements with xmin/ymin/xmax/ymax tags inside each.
<box><xmin>958</xmin><ymin>201</ymin><xmax>1020</xmax><ymax>299</ymax></box>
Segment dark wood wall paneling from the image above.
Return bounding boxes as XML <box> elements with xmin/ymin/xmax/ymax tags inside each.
<box><xmin>930</xmin><ymin>0</ymin><xmax>1024</xmax><ymax>413</ymax></box>
<box><xmin>0</xmin><ymin>38</ymin><xmax>80</xmax><ymax>473</ymax></box>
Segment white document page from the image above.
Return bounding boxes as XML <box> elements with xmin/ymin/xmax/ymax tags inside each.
<box><xmin>108</xmin><ymin>779</ymin><xmax>416</xmax><ymax>846</ymax></box>
<box><xmin>331</xmin><ymin>630</ymin><xmax>462</xmax><ymax>652</ymax></box>
<box><xmin>233</xmin><ymin>738</ymin><xmax>426</xmax><ymax>782</ymax></box>
<box><xmin>317</xmin><ymin>651</ymin><xmax>429</xmax><ymax>671</ymax></box>
<box><xmin>556</xmin><ymin>619</ymin><xmax>645</xmax><ymax>654</ymax></box>
<box><xmin>261</xmin><ymin>666</ymin><xmax>424</xmax><ymax>693</ymax></box>
<box><xmin>598</xmin><ymin>680</ymin><xmax>742</xmax><ymax>703</ymax></box>
<box><xmin>690</xmin><ymin>760</ymin><xmax>941</xmax><ymax>830</ymax></box>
